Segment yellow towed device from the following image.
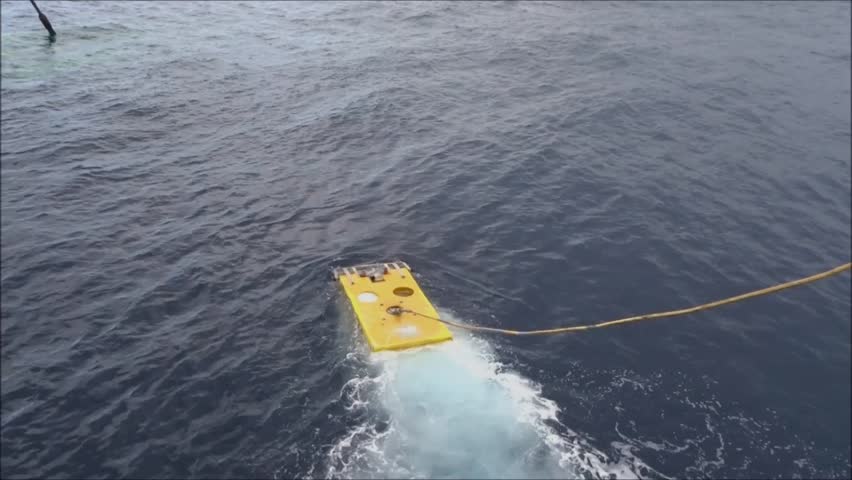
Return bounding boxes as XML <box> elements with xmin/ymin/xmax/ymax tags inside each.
<box><xmin>333</xmin><ymin>261</ymin><xmax>453</xmax><ymax>352</ymax></box>
<box><xmin>333</xmin><ymin>261</ymin><xmax>850</xmax><ymax>350</ymax></box>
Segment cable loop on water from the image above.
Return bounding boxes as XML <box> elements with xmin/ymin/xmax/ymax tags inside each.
<box><xmin>401</xmin><ymin>263</ymin><xmax>851</xmax><ymax>336</ymax></box>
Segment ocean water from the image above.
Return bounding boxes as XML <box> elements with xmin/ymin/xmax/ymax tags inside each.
<box><xmin>1</xmin><ymin>1</ymin><xmax>850</xmax><ymax>478</ymax></box>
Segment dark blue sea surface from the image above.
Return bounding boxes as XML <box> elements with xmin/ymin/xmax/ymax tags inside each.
<box><xmin>1</xmin><ymin>1</ymin><xmax>850</xmax><ymax>478</ymax></box>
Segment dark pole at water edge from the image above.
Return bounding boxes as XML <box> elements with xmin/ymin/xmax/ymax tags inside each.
<box><xmin>29</xmin><ymin>0</ymin><xmax>57</xmax><ymax>39</ymax></box>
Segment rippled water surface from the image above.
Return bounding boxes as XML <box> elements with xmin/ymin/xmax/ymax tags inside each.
<box><xmin>2</xmin><ymin>1</ymin><xmax>850</xmax><ymax>478</ymax></box>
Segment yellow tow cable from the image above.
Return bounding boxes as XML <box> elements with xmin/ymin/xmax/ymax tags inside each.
<box><xmin>401</xmin><ymin>262</ymin><xmax>852</xmax><ymax>336</ymax></box>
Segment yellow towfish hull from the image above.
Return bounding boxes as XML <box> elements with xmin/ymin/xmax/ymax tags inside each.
<box><xmin>333</xmin><ymin>261</ymin><xmax>453</xmax><ymax>352</ymax></box>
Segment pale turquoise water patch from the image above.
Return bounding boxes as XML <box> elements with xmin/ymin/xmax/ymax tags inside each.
<box><xmin>326</xmin><ymin>320</ymin><xmax>660</xmax><ymax>479</ymax></box>
<box><xmin>1</xmin><ymin>26</ymin><xmax>147</xmax><ymax>89</ymax></box>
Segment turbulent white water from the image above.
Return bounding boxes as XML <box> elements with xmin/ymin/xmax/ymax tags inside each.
<box><xmin>326</xmin><ymin>312</ymin><xmax>650</xmax><ymax>479</ymax></box>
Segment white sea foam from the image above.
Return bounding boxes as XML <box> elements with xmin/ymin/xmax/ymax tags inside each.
<box><xmin>326</xmin><ymin>312</ymin><xmax>649</xmax><ymax>479</ymax></box>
